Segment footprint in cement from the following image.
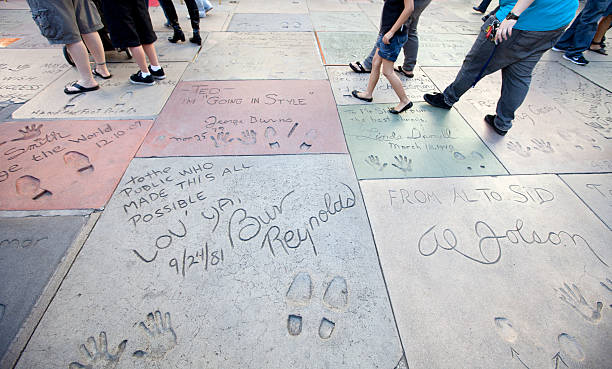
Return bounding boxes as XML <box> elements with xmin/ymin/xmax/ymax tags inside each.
<box><xmin>558</xmin><ymin>333</ymin><xmax>585</xmax><ymax>361</ymax></box>
<box><xmin>15</xmin><ymin>175</ymin><xmax>52</xmax><ymax>200</ymax></box>
<box><xmin>319</xmin><ymin>276</ymin><xmax>349</xmax><ymax>339</ymax></box>
<box><xmin>493</xmin><ymin>317</ymin><xmax>518</xmax><ymax>343</ymax></box>
<box><xmin>64</xmin><ymin>151</ymin><xmax>94</xmax><ymax>174</ymax></box>
<box><xmin>286</xmin><ymin>272</ymin><xmax>312</xmax><ymax>336</ymax></box>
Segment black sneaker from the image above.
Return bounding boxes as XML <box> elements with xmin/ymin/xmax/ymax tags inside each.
<box><xmin>148</xmin><ymin>66</ymin><xmax>166</xmax><ymax>80</ymax></box>
<box><xmin>563</xmin><ymin>54</ymin><xmax>589</xmax><ymax>66</ymax></box>
<box><xmin>424</xmin><ymin>92</ymin><xmax>452</xmax><ymax>110</ymax></box>
<box><xmin>129</xmin><ymin>71</ymin><xmax>155</xmax><ymax>86</ymax></box>
<box><xmin>484</xmin><ymin>114</ymin><xmax>508</xmax><ymax>136</ymax></box>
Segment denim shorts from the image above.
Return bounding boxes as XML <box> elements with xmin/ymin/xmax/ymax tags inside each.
<box><xmin>376</xmin><ymin>32</ymin><xmax>408</xmax><ymax>62</ymax></box>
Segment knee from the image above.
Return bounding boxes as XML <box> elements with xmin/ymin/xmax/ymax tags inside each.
<box><xmin>381</xmin><ymin>67</ymin><xmax>394</xmax><ymax>78</ymax></box>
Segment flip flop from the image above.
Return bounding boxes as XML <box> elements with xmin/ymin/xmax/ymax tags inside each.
<box><xmin>389</xmin><ymin>101</ymin><xmax>413</xmax><ymax>114</ymax></box>
<box><xmin>588</xmin><ymin>46</ymin><xmax>608</xmax><ymax>55</ymax></box>
<box><xmin>351</xmin><ymin>90</ymin><xmax>373</xmax><ymax>102</ymax></box>
<box><xmin>394</xmin><ymin>66</ymin><xmax>414</xmax><ymax>78</ymax></box>
<box><xmin>349</xmin><ymin>61</ymin><xmax>370</xmax><ymax>74</ymax></box>
<box><xmin>64</xmin><ymin>81</ymin><xmax>99</xmax><ymax>95</ymax></box>
<box><xmin>93</xmin><ymin>69</ymin><xmax>112</xmax><ymax>79</ymax></box>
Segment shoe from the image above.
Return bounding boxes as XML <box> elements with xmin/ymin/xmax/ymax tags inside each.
<box><xmin>351</xmin><ymin>90</ymin><xmax>373</xmax><ymax>102</ymax></box>
<box><xmin>423</xmin><ymin>92</ymin><xmax>451</xmax><ymax>110</ymax></box>
<box><xmin>484</xmin><ymin>114</ymin><xmax>508</xmax><ymax>136</ymax></box>
<box><xmin>473</xmin><ymin>6</ymin><xmax>485</xmax><ymax>13</ymax></box>
<box><xmin>168</xmin><ymin>26</ymin><xmax>185</xmax><ymax>43</ymax></box>
<box><xmin>148</xmin><ymin>66</ymin><xmax>166</xmax><ymax>80</ymax></box>
<box><xmin>394</xmin><ymin>65</ymin><xmax>414</xmax><ymax>78</ymax></box>
<box><xmin>563</xmin><ymin>53</ymin><xmax>589</xmax><ymax>66</ymax></box>
<box><xmin>349</xmin><ymin>61</ymin><xmax>370</xmax><ymax>73</ymax></box>
<box><xmin>205</xmin><ymin>6</ymin><xmax>213</xmax><ymax>13</ymax></box>
<box><xmin>389</xmin><ymin>101</ymin><xmax>413</xmax><ymax>114</ymax></box>
<box><xmin>551</xmin><ymin>46</ymin><xmax>567</xmax><ymax>52</ymax></box>
<box><xmin>129</xmin><ymin>71</ymin><xmax>155</xmax><ymax>86</ymax></box>
<box><xmin>164</xmin><ymin>21</ymin><xmax>171</xmax><ymax>28</ymax></box>
<box><xmin>190</xmin><ymin>31</ymin><xmax>202</xmax><ymax>45</ymax></box>
<box><xmin>64</xmin><ymin>81</ymin><xmax>99</xmax><ymax>95</ymax></box>
<box><xmin>92</xmin><ymin>68</ymin><xmax>112</xmax><ymax>79</ymax></box>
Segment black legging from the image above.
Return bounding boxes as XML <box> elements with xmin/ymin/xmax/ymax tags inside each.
<box><xmin>158</xmin><ymin>0</ymin><xmax>199</xmax><ymax>31</ymax></box>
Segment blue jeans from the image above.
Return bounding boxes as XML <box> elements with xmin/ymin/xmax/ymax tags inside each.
<box><xmin>555</xmin><ymin>0</ymin><xmax>612</xmax><ymax>57</ymax></box>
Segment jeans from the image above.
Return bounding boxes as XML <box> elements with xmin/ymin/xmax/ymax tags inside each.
<box><xmin>555</xmin><ymin>0</ymin><xmax>612</xmax><ymax>57</ymax></box>
<box><xmin>362</xmin><ymin>0</ymin><xmax>432</xmax><ymax>71</ymax></box>
<box><xmin>442</xmin><ymin>17</ymin><xmax>565</xmax><ymax>131</ymax></box>
<box><xmin>474</xmin><ymin>0</ymin><xmax>493</xmax><ymax>12</ymax></box>
<box><xmin>158</xmin><ymin>0</ymin><xmax>199</xmax><ymax>31</ymax></box>
<box><xmin>195</xmin><ymin>0</ymin><xmax>213</xmax><ymax>11</ymax></box>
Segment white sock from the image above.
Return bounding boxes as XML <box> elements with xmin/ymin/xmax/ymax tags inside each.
<box><xmin>150</xmin><ymin>65</ymin><xmax>162</xmax><ymax>72</ymax></box>
<box><xmin>140</xmin><ymin>71</ymin><xmax>151</xmax><ymax>77</ymax></box>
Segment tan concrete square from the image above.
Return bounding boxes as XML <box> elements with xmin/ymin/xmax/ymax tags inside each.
<box><xmin>236</xmin><ymin>0</ymin><xmax>309</xmax><ymax>13</ymax></box>
<box><xmin>562</xmin><ymin>61</ymin><xmax>612</xmax><ymax>93</ymax></box>
<box><xmin>227</xmin><ymin>13</ymin><xmax>313</xmax><ymax>32</ymax></box>
<box><xmin>561</xmin><ymin>173</ymin><xmax>612</xmax><ymax>230</ymax></box>
<box><xmin>360</xmin><ymin>174</ymin><xmax>611</xmax><ymax>369</ymax></box>
<box><xmin>13</xmin><ymin>62</ymin><xmax>188</xmax><ymax>120</ymax></box>
<box><xmin>306</xmin><ymin>0</ymin><xmax>362</xmax><ymax>12</ymax></box>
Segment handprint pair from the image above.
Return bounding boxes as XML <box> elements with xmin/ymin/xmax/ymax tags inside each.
<box><xmin>68</xmin><ymin>311</ymin><xmax>176</xmax><ymax>369</ymax></box>
<box><xmin>365</xmin><ymin>154</ymin><xmax>412</xmax><ymax>173</ymax></box>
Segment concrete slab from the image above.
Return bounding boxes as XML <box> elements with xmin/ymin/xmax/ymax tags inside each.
<box><xmin>15</xmin><ymin>155</ymin><xmax>403</xmax><ymax>369</ymax></box>
<box><xmin>326</xmin><ymin>66</ymin><xmax>437</xmax><ymax>105</ymax></box>
<box><xmin>310</xmin><ymin>11</ymin><xmax>377</xmax><ymax>32</ymax></box>
<box><xmin>5</xmin><ymin>33</ymin><xmax>59</xmax><ymax>49</ymax></box>
<box><xmin>418</xmin><ymin>18</ymin><xmax>482</xmax><ymax>35</ymax></box>
<box><xmin>0</xmin><ymin>10</ymin><xmax>38</xmax><ymax>36</ymax></box>
<box><xmin>184</xmin><ymin>32</ymin><xmax>326</xmax><ymax>80</ymax></box>
<box><xmin>561</xmin><ymin>61</ymin><xmax>612</xmax><ymax>93</ymax></box>
<box><xmin>0</xmin><ymin>49</ymin><xmax>70</xmax><ymax>105</ymax></box>
<box><xmin>423</xmin><ymin>66</ymin><xmax>612</xmax><ymax>174</ymax></box>
<box><xmin>0</xmin><ymin>215</ymin><xmax>87</xmax><ymax>362</ymax></box>
<box><xmin>235</xmin><ymin>0</ymin><xmax>309</xmax><ymax>13</ymax></box>
<box><xmin>542</xmin><ymin>47</ymin><xmax>609</xmax><ymax>63</ymax></box>
<box><xmin>306</xmin><ymin>0</ymin><xmax>362</xmax><ymax>12</ymax></box>
<box><xmin>416</xmin><ymin>33</ymin><xmax>474</xmax><ymax>67</ymax></box>
<box><xmin>0</xmin><ymin>102</ymin><xmax>22</xmax><ymax>122</ymax></box>
<box><xmin>149</xmin><ymin>6</ymin><xmax>230</xmax><ymax>33</ymax></box>
<box><xmin>147</xmin><ymin>32</ymin><xmax>203</xmax><ymax>62</ymax></box>
<box><xmin>138</xmin><ymin>80</ymin><xmax>347</xmax><ymax>157</ymax></box>
<box><xmin>0</xmin><ymin>119</ymin><xmax>152</xmax><ymax>210</ymax></box>
<box><xmin>338</xmin><ymin>102</ymin><xmax>507</xmax><ymax>179</ymax></box>
<box><xmin>357</xmin><ymin>1</ymin><xmax>383</xmax><ymax>16</ymax></box>
<box><xmin>561</xmin><ymin>173</ymin><xmax>612</xmax><ymax>230</ymax></box>
<box><xmin>227</xmin><ymin>13</ymin><xmax>313</xmax><ymax>32</ymax></box>
<box><xmin>0</xmin><ymin>37</ymin><xmax>20</xmax><ymax>47</ymax></box>
<box><xmin>422</xmin><ymin>2</ymin><xmax>470</xmax><ymax>22</ymax></box>
<box><xmin>360</xmin><ymin>174</ymin><xmax>612</xmax><ymax>369</ymax></box>
<box><xmin>13</xmin><ymin>62</ymin><xmax>187</xmax><ymax>120</ymax></box>
<box><xmin>0</xmin><ymin>0</ymin><xmax>29</xmax><ymax>10</ymax></box>
<box><xmin>316</xmin><ymin>31</ymin><xmax>381</xmax><ymax>65</ymax></box>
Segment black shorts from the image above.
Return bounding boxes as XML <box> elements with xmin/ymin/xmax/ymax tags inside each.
<box><xmin>102</xmin><ymin>0</ymin><xmax>157</xmax><ymax>48</ymax></box>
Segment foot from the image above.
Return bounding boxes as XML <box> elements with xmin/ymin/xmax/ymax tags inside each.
<box><xmin>205</xmin><ymin>6</ymin><xmax>213</xmax><ymax>13</ymax></box>
<box><xmin>588</xmin><ymin>43</ymin><xmax>608</xmax><ymax>55</ymax></box>
<box><xmin>93</xmin><ymin>63</ymin><xmax>110</xmax><ymax>78</ymax></box>
<box><xmin>129</xmin><ymin>71</ymin><xmax>155</xmax><ymax>86</ymax></box>
<box><xmin>190</xmin><ymin>32</ymin><xmax>202</xmax><ymax>45</ymax></box>
<box><xmin>423</xmin><ymin>92</ymin><xmax>451</xmax><ymax>109</ymax></box>
<box><xmin>473</xmin><ymin>6</ymin><xmax>485</xmax><ymax>13</ymax></box>
<box><xmin>394</xmin><ymin>65</ymin><xmax>414</xmax><ymax>78</ymax></box>
<box><xmin>148</xmin><ymin>65</ymin><xmax>166</xmax><ymax>80</ymax></box>
<box><xmin>168</xmin><ymin>28</ymin><xmax>186</xmax><ymax>43</ymax></box>
<box><xmin>484</xmin><ymin>114</ymin><xmax>508</xmax><ymax>136</ymax></box>
<box><xmin>551</xmin><ymin>46</ymin><xmax>567</xmax><ymax>52</ymax></box>
<box><xmin>351</xmin><ymin>90</ymin><xmax>373</xmax><ymax>102</ymax></box>
<box><xmin>563</xmin><ymin>53</ymin><xmax>589</xmax><ymax>66</ymax></box>
<box><xmin>349</xmin><ymin>61</ymin><xmax>371</xmax><ymax>73</ymax></box>
<box><xmin>389</xmin><ymin>101</ymin><xmax>413</xmax><ymax>114</ymax></box>
<box><xmin>64</xmin><ymin>80</ymin><xmax>99</xmax><ymax>94</ymax></box>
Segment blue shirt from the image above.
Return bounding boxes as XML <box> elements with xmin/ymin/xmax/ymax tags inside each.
<box><xmin>496</xmin><ymin>0</ymin><xmax>578</xmax><ymax>31</ymax></box>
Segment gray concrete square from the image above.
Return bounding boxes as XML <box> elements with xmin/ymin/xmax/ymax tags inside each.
<box><xmin>317</xmin><ymin>31</ymin><xmax>380</xmax><ymax>65</ymax></box>
<box><xmin>561</xmin><ymin>173</ymin><xmax>612</xmax><ymax>230</ymax></box>
<box><xmin>227</xmin><ymin>13</ymin><xmax>313</xmax><ymax>32</ymax></box>
<box><xmin>360</xmin><ymin>174</ymin><xmax>612</xmax><ymax>369</ymax></box>
<box><xmin>184</xmin><ymin>32</ymin><xmax>326</xmax><ymax>80</ymax></box>
<box><xmin>310</xmin><ymin>11</ymin><xmax>377</xmax><ymax>32</ymax></box>
<box><xmin>149</xmin><ymin>5</ymin><xmax>231</xmax><ymax>33</ymax></box>
<box><xmin>558</xmin><ymin>61</ymin><xmax>612</xmax><ymax>93</ymax></box>
<box><xmin>16</xmin><ymin>155</ymin><xmax>403</xmax><ymax>369</ymax></box>
<box><xmin>236</xmin><ymin>0</ymin><xmax>309</xmax><ymax>14</ymax></box>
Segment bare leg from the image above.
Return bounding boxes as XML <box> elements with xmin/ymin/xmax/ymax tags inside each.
<box><xmin>381</xmin><ymin>58</ymin><xmax>410</xmax><ymax>110</ymax></box>
<box><xmin>81</xmin><ymin>32</ymin><xmax>109</xmax><ymax>77</ymax></box>
<box><xmin>356</xmin><ymin>49</ymin><xmax>383</xmax><ymax>99</ymax></box>
<box><xmin>592</xmin><ymin>15</ymin><xmax>612</xmax><ymax>48</ymax></box>
<box><xmin>129</xmin><ymin>45</ymin><xmax>149</xmax><ymax>73</ymax></box>
<box><xmin>142</xmin><ymin>43</ymin><xmax>160</xmax><ymax>66</ymax></box>
<box><xmin>65</xmin><ymin>41</ymin><xmax>97</xmax><ymax>90</ymax></box>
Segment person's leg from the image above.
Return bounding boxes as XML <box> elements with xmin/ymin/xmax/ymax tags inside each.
<box><xmin>129</xmin><ymin>45</ymin><xmax>149</xmax><ymax>74</ymax></box>
<box><xmin>381</xmin><ymin>58</ymin><xmax>410</xmax><ymax>110</ymax></box>
<box><xmin>184</xmin><ymin>0</ymin><xmax>200</xmax><ymax>31</ymax></box>
<box><xmin>158</xmin><ymin>0</ymin><xmax>185</xmax><ymax>42</ymax></box>
<box><xmin>66</xmin><ymin>41</ymin><xmax>98</xmax><ymax>88</ymax></box>
<box><xmin>202</xmin><ymin>0</ymin><xmax>213</xmax><ymax>11</ymax></box>
<box><xmin>81</xmin><ymin>32</ymin><xmax>109</xmax><ymax>77</ymax></box>
<box><xmin>592</xmin><ymin>14</ymin><xmax>612</xmax><ymax>46</ymax></box>
<box><xmin>356</xmin><ymin>51</ymin><xmax>383</xmax><ymax>99</ymax></box>
<box><xmin>401</xmin><ymin>0</ymin><xmax>432</xmax><ymax>73</ymax></box>
<box><xmin>563</xmin><ymin>0</ymin><xmax>610</xmax><ymax>57</ymax></box>
<box><xmin>361</xmin><ymin>45</ymin><xmax>378</xmax><ymax>70</ymax></box>
<box><xmin>142</xmin><ymin>43</ymin><xmax>160</xmax><ymax>67</ymax></box>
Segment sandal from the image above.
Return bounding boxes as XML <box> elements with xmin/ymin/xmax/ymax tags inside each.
<box><xmin>589</xmin><ymin>42</ymin><xmax>608</xmax><ymax>55</ymax></box>
<box><xmin>351</xmin><ymin>90</ymin><xmax>373</xmax><ymax>102</ymax></box>
<box><xmin>64</xmin><ymin>81</ymin><xmax>99</xmax><ymax>95</ymax></box>
<box><xmin>389</xmin><ymin>101</ymin><xmax>413</xmax><ymax>114</ymax></box>
<box><xmin>93</xmin><ymin>62</ymin><xmax>112</xmax><ymax>79</ymax></box>
<box><xmin>394</xmin><ymin>66</ymin><xmax>414</xmax><ymax>78</ymax></box>
<box><xmin>349</xmin><ymin>61</ymin><xmax>371</xmax><ymax>73</ymax></box>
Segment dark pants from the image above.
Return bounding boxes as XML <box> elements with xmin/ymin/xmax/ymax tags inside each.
<box><xmin>555</xmin><ymin>0</ymin><xmax>612</xmax><ymax>57</ymax></box>
<box><xmin>363</xmin><ymin>0</ymin><xmax>433</xmax><ymax>71</ymax></box>
<box><xmin>474</xmin><ymin>0</ymin><xmax>493</xmax><ymax>12</ymax></box>
<box><xmin>442</xmin><ymin>17</ymin><xmax>565</xmax><ymax>131</ymax></box>
<box><xmin>158</xmin><ymin>0</ymin><xmax>200</xmax><ymax>31</ymax></box>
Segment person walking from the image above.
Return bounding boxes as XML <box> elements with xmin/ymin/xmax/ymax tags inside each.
<box><xmin>158</xmin><ymin>0</ymin><xmax>202</xmax><ymax>45</ymax></box>
<box><xmin>423</xmin><ymin>0</ymin><xmax>578</xmax><ymax>136</ymax></box>
<box><xmin>473</xmin><ymin>0</ymin><xmax>493</xmax><ymax>14</ymax></box>
<box><xmin>349</xmin><ymin>0</ymin><xmax>431</xmax><ymax>78</ymax></box>
<box><xmin>590</xmin><ymin>14</ymin><xmax>612</xmax><ymax>55</ymax></box>
<box><xmin>351</xmin><ymin>0</ymin><xmax>415</xmax><ymax>114</ymax></box>
<box><xmin>26</xmin><ymin>0</ymin><xmax>111</xmax><ymax>94</ymax></box>
<box><xmin>552</xmin><ymin>0</ymin><xmax>612</xmax><ymax>65</ymax></box>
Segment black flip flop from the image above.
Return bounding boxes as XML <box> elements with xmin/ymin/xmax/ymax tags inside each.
<box><xmin>389</xmin><ymin>101</ymin><xmax>413</xmax><ymax>114</ymax></box>
<box><xmin>93</xmin><ymin>69</ymin><xmax>112</xmax><ymax>79</ymax></box>
<box><xmin>394</xmin><ymin>66</ymin><xmax>414</xmax><ymax>78</ymax></box>
<box><xmin>64</xmin><ymin>81</ymin><xmax>100</xmax><ymax>95</ymax></box>
<box><xmin>349</xmin><ymin>61</ymin><xmax>370</xmax><ymax>74</ymax></box>
<box><xmin>588</xmin><ymin>46</ymin><xmax>608</xmax><ymax>55</ymax></box>
<box><xmin>351</xmin><ymin>90</ymin><xmax>373</xmax><ymax>102</ymax></box>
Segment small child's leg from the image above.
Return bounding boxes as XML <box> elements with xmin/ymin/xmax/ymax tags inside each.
<box><xmin>129</xmin><ymin>45</ymin><xmax>149</xmax><ymax>74</ymax></box>
<box><xmin>381</xmin><ymin>58</ymin><xmax>410</xmax><ymax>111</ymax></box>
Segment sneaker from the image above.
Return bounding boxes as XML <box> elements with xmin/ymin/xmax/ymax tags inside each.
<box><xmin>423</xmin><ymin>92</ymin><xmax>452</xmax><ymax>110</ymax></box>
<box><xmin>473</xmin><ymin>6</ymin><xmax>485</xmax><ymax>13</ymax></box>
<box><xmin>484</xmin><ymin>114</ymin><xmax>508</xmax><ymax>136</ymax></box>
<box><xmin>148</xmin><ymin>66</ymin><xmax>166</xmax><ymax>80</ymax></box>
<box><xmin>129</xmin><ymin>71</ymin><xmax>155</xmax><ymax>85</ymax></box>
<box><xmin>551</xmin><ymin>46</ymin><xmax>566</xmax><ymax>52</ymax></box>
<box><xmin>563</xmin><ymin>53</ymin><xmax>589</xmax><ymax>66</ymax></box>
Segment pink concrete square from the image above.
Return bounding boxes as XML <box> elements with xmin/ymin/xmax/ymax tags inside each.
<box><xmin>137</xmin><ymin>80</ymin><xmax>348</xmax><ymax>157</ymax></box>
<box><xmin>0</xmin><ymin>120</ymin><xmax>153</xmax><ymax>210</ymax></box>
